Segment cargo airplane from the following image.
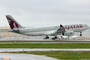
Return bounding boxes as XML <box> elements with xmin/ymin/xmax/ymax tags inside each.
<box><xmin>6</xmin><ymin>15</ymin><xmax>89</xmax><ymax>40</ymax></box>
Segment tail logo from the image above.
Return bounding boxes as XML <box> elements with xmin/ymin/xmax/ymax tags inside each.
<box><xmin>13</xmin><ymin>22</ymin><xmax>18</xmax><ymax>28</ymax></box>
<box><xmin>6</xmin><ymin>16</ymin><xmax>19</xmax><ymax>29</ymax></box>
<box><xmin>8</xmin><ymin>20</ymin><xmax>11</xmax><ymax>24</ymax></box>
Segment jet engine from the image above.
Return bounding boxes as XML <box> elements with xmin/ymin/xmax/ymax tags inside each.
<box><xmin>62</xmin><ymin>31</ymin><xmax>74</xmax><ymax>36</ymax></box>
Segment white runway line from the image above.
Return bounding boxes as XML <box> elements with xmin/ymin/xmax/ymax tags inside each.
<box><xmin>0</xmin><ymin>48</ymin><xmax>90</xmax><ymax>52</ymax></box>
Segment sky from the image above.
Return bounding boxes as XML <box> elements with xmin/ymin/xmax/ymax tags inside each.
<box><xmin>0</xmin><ymin>0</ymin><xmax>90</xmax><ymax>27</ymax></box>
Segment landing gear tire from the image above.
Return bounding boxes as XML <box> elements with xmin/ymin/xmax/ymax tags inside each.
<box><xmin>52</xmin><ymin>38</ymin><xmax>55</xmax><ymax>40</ymax></box>
<box><xmin>80</xmin><ymin>32</ymin><xmax>82</xmax><ymax>36</ymax></box>
<box><xmin>52</xmin><ymin>36</ymin><xmax>57</xmax><ymax>40</ymax></box>
<box><xmin>44</xmin><ymin>35</ymin><xmax>49</xmax><ymax>39</ymax></box>
<box><xmin>80</xmin><ymin>34</ymin><xmax>82</xmax><ymax>36</ymax></box>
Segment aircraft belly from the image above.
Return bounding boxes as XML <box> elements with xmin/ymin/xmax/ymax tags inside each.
<box><xmin>23</xmin><ymin>31</ymin><xmax>46</xmax><ymax>36</ymax></box>
<box><xmin>73</xmin><ymin>28</ymin><xmax>88</xmax><ymax>32</ymax></box>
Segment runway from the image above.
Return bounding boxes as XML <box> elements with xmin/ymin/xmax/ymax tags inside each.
<box><xmin>0</xmin><ymin>48</ymin><xmax>90</xmax><ymax>60</ymax></box>
<box><xmin>1</xmin><ymin>48</ymin><xmax>90</xmax><ymax>52</ymax></box>
<box><xmin>0</xmin><ymin>39</ymin><xmax>90</xmax><ymax>60</ymax></box>
<box><xmin>0</xmin><ymin>53</ymin><xmax>58</xmax><ymax>60</ymax></box>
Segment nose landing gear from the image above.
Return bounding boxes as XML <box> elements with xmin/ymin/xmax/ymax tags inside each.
<box><xmin>80</xmin><ymin>32</ymin><xmax>82</xmax><ymax>36</ymax></box>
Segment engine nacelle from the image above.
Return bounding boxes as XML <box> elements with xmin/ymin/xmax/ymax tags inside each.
<box><xmin>63</xmin><ymin>31</ymin><xmax>74</xmax><ymax>36</ymax></box>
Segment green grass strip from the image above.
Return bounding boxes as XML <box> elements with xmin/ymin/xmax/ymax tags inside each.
<box><xmin>0</xmin><ymin>40</ymin><xmax>90</xmax><ymax>42</ymax></box>
<box><xmin>0</xmin><ymin>43</ymin><xmax>90</xmax><ymax>48</ymax></box>
<box><xmin>5</xmin><ymin>51</ymin><xmax>90</xmax><ymax>60</ymax></box>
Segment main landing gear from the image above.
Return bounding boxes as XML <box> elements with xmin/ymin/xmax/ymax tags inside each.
<box><xmin>52</xmin><ymin>36</ymin><xmax>58</xmax><ymax>40</ymax></box>
<box><xmin>44</xmin><ymin>35</ymin><xmax>49</xmax><ymax>39</ymax></box>
<box><xmin>44</xmin><ymin>35</ymin><xmax>58</xmax><ymax>40</ymax></box>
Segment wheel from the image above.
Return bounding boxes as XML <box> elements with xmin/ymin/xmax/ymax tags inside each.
<box><xmin>44</xmin><ymin>35</ymin><xmax>49</xmax><ymax>39</ymax></box>
<box><xmin>55</xmin><ymin>36</ymin><xmax>57</xmax><ymax>39</ymax></box>
<box><xmin>62</xmin><ymin>33</ymin><xmax>64</xmax><ymax>36</ymax></box>
<box><xmin>80</xmin><ymin>32</ymin><xmax>82</xmax><ymax>36</ymax></box>
<box><xmin>80</xmin><ymin>34</ymin><xmax>82</xmax><ymax>36</ymax></box>
<box><xmin>52</xmin><ymin>38</ymin><xmax>55</xmax><ymax>40</ymax></box>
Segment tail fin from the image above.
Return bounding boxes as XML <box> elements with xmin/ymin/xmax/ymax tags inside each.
<box><xmin>6</xmin><ymin>15</ymin><xmax>23</xmax><ymax>29</ymax></box>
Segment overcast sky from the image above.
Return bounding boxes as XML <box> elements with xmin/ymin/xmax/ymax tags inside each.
<box><xmin>0</xmin><ymin>0</ymin><xmax>90</xmax><ymax>27</ymax></box>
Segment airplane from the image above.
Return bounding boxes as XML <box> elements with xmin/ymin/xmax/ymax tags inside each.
<box><xmin>5</xmin><ymin>15</ymin><xmax>89</xmax><ymax>40</ymax></box>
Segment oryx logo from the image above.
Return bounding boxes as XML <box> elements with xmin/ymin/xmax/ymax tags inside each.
<box><xmin>8</xmin><ymin>20</ymin><xmax>11</xmax><ymax>24</ymax></box>
<box><xmin>6</xmin><ymin>16</ymin><xmax>19</xmax><ymax>29</ymax></box>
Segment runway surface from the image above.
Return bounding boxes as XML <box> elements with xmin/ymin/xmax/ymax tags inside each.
<box><xmin>0</xmin><ymin>53</ymin><xmax>58</xmax><ymax>60</ymax></box>
<box><xmin>0</xmin><ymin>39</ymin><xmax>90</xmax><ymax>60</ymax></box>
<box><xmin>1</xmin><ymin>48</ymin><xmax>90</xmax><ymax>60</ymax></box>
<box><xmin>0</xmin><ymin>38</ymin><xmax>90</xmax><ymax>41</ymax></box>
<box><xmin>1</xmin><ymin>48</ymin><xmax>90</xmax><ymax>52</ymax></box>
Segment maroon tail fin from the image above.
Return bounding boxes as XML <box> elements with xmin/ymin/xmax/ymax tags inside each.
<box><xmin>6</xmin><ymin>15</ymin><xmax>23</xmax><ymax>29</ymax></box>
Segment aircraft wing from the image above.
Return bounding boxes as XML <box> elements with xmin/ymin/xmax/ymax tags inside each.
<box><xmin>50</xmin><ymin>25</ymin><xmax>65</xmax><ymax>36</ymax></box>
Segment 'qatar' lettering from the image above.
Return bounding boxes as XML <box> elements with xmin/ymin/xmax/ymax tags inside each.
<box><xmin>65</xmin><ymin>25</ymin><xmax>83</xmax><ymax>30</ymax></box>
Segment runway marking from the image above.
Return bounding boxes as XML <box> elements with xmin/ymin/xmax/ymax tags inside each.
<box><xmin>1</xmin><ymin>49</ymin><xmax>90</xmax><ymax>52</ymax></box>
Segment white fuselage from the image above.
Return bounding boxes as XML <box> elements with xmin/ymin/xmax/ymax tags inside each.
<box><xmin>11</xmin><ymin>24</ymin><xmax>89</xmax><ymax>36</ymax></box>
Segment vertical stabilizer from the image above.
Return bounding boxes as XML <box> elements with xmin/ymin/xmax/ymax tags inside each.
<box><xmin>6</xmin><ymin>15</ymin><xmax>23</xmax><ymax>29</ymax></box>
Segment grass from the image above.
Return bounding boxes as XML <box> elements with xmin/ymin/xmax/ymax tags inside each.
<box><xmin>1</xmin><ymin>41</ymin><xmax>90</xmax><ymax>60</ymax></box>
<box><xmin>0</xmin><ymin>40</ymin><xmax>90</xmax><ymax>42</ymax></box>
<box><xmin>0</xmin><ymin>43</ymin><xmax>90</xmax><ymax>48</ymax></box>
<box><xmin>4</xmin><ymin>51</ymin><xmax>90</xmax><ymax>60</ymax></box>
